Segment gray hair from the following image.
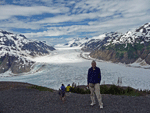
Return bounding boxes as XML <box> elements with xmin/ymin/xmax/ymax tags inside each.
<box><xmin>91</xmin><ymin>60</ymin><xmax>96</xmax><ymax>64</ymax></box>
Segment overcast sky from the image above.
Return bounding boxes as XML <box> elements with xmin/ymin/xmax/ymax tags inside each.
<box><xmin>0</xmin><ymin>0</ymin><xmax>150</xmax><ymax>45</ymax></box>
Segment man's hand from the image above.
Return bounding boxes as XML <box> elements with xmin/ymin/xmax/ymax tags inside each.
<box><xmin>87</xmin><ymin>84</ymin><xmax>89</xmax><ymax>88</ymax></box>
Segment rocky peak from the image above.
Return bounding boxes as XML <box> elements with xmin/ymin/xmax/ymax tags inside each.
<box><xmin>135</xmin><ymin>23</ymin><xmax>150</xmax><ymax>33</ymax></box>
<box><xmin>111</xmin><ymin>23</ymin><xmax>150</xmax><ymax>45</ymax></box>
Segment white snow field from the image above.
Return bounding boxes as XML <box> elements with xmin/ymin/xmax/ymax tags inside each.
<box><xmin>0</xmin><ymin>45</ymin><xmax>150</xmax><ymax>91</ymax></box>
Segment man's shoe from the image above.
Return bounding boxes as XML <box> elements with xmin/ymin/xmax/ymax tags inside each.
<box><xmin>90</xmin><ymin>102</ymin><xmax>96</xmax><ymax>106</ymax></box>
<box><xmin>100</xmin><ymin>104</ymin><xmax>103</xmax><ymax>109</ymax></box>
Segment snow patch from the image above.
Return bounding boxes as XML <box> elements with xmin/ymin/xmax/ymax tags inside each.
<box><xmin>91</xmin><ymin>34</ymin><xmax>106</xmax><ymax>40</ymax></box>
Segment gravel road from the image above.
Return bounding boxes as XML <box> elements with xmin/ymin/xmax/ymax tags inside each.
<box><xmin>0</xmin><ymin>82</ymin><xmax>150</xmax><ymax>113</ymax></box>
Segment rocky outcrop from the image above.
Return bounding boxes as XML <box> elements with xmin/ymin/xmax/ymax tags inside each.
<box><xmin>0</xmin><ymin>54</ymin><xmax>34</xmax><ymax>74</ymax></box>
<box><xmin>145</xmin><ymin>54</ymin><xmax>150</xmax><ymax>64</ymax></box>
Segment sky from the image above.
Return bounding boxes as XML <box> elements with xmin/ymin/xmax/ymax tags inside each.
<box><xmin>0</xmin><ymin>0</ymin><xmax>150</xmax><ymax>45</ymax></box>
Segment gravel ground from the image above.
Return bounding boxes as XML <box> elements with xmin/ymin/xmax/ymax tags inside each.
<box><xmin>0</xmin><ymin>82</ymin><xmax>150</xmax><ymax>113</ymax></box>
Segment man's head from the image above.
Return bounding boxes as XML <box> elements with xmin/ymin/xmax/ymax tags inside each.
<box><xmin>91</xmin><ymin>60</ymin><xmax>96</xmax><ymax>68</ymax></box>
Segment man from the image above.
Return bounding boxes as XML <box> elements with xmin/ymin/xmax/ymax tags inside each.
<box><xmin>87</xmin><ymin>60</ymin><xmax>103</xmax><ymax>109</ymax></box>
<box><xmin>59</xmin><ymin>84</ymin><xmax>66</xmax><ymax>103</ymax></box>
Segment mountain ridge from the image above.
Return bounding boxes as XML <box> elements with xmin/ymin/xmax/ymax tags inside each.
<box><xmin>0</xmin><ymin>30</ymin><xmax>55</xmax><ymax>74</ymax></box>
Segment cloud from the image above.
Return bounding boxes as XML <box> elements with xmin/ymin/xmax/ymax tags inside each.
<box><xmin>0</xmin><ymin>0</ymin><xmax>5</xmax><ymax>4</ymax></box>
<box><xmin>33</xmin><ymin>37</ymin><xmax>66</xmax><ymax>46</ymax></box>
<box><xmin>0</xmin><ymin>18</ymin><xmax>41</xmax><ymax>30</ymax></box>
<box><xmin>0</xmin><ymin>0</ymin><xmax>150</xmax><ymax>43</ymax></box>
<box><xmin>35</xmin><ymin>12</ymin><xmax>101</xmax><ymax>24</ymax></box>
<box><xmin>0</xmin><ymin>5</ymin><xmax>69</xmax><ymax>20</ymax></box>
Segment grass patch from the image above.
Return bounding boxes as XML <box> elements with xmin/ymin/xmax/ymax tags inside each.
<box><xmin>27</xmin><ymin>85</ymin><xmax>53</xmax><ymax>92</ymax></box>
<box><xmin>69</xmin><ymin>84</ymin><xmax>149</xmax><ymax>96</ymax></box>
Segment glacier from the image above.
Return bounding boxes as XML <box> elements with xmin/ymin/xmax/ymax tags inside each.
<box><xmin>0</xmin><ymin>45</ymin><xmax>150</xmax><ymax>91</ymax></box>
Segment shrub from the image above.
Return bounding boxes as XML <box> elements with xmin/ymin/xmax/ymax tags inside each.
<box><xmin>100</xmin><ymin>85</ymin><xmax>109</xmax><ymax>94</ymax></box>
<box><xmin>69</xmin><ymin>85</ymin><xmax>149</xmax><ymax>96</ymax></box>
<box><xmin>70</xmin><ymin>87</ymin><xmax>91</xmax><ymax>94</ymax></box>
<box><xmin>84</xmin><ymin>89</ymin><xmax>90</xmax><ymax>94</ymax></box>
<box><xmin>107</xmin><ymin>85</ymin><xmax>125</xmax><ymax>95</ymax></box>
<box><xmin>125</xmin><ymin>87</ymin><xmax>134</xmax><ymax>93</ymax></box>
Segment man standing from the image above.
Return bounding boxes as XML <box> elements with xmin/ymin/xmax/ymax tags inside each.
<box><xmin>87</xmin><ymin>60</ymin><xmax>103</xmax><ymax>109</ymax></box>
<box><xmin>60</xmin><ymin>84</ymin><xmax>66</xmax><ymax>103</ymax></box>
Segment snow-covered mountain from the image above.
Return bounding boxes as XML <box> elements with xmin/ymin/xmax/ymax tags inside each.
<box><xmin>85</xmin><ymin>22</ymin><xmax>150</xmax><ymax>65</ymax></box>
<box><xmin>0</xmin><ymin>30</ymin><xmax>55</xmax><ymax>74</ymax></box>
<box><xmin>111</xmin><ymin>23</ymin><xmax>150</xmax><ymax>45</ymax></box>
<box><xmin>64</xmin><ymin>37</ymin><xmax>89</xmax><ymax>47</ymax></box>
<box><xmin>81</xmin><ymin>23</ymin><xmax>150</xmax><ymax>52</ymax></box>
<box><xmin>81</xmin><ymin>32</ymin><xmax>123</xmax><ymax>51</ymax></box>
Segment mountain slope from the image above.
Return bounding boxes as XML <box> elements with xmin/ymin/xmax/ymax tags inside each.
<box><xmin>0</xmin><ymin>30</ymin><xmax>55</xmax><ymax>74</ymax></box>
<box><xmin>89</xmin><ymin>23</ymin><xmax>150</xmax><ymax>64</ymax></box>
<box><xmin>81</xmin><ymin>23</ymin><xmax>150</xmax><ymax>65</ymax></box>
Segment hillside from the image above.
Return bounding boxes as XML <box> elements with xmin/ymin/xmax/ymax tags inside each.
<box><xmin>81</xmin><ymin>23</ymin><xmax>150</xmax><ymax>65</ymax></box>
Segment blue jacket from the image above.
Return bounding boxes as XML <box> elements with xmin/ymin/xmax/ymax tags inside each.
<box><xmin>61</xmin><ymin>85</ymin><xmax>66</xmax><ymax>92</ymax></box>
<box><xmin>87</xmin><ymin>67</ymin><xmax>101</xmax><ymax>85</ymax></box>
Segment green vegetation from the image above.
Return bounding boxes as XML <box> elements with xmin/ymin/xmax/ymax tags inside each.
<box><xmin>116</xmin><ymin>52</ymin><xmax>125</xmax><ymax>59</ymax></box>
<box><xmin>69</xmin><ymin>87</ymin><xmax>90</xmax><ymax>94</ymax></box>
<box><xmin>147</xmin><ymin>42</ymin><xmax>150</xmax><ymax>50</ymax></box>
<box><xmin>101</xmin><ymin>43</ymin><xmax>146</xmax><ymax>60</ymax></box>
<box><xmin>115</xmin><ymin>44</ymin><xmax>126</xmax><ymax>51</ymax></box>
<box><xmin>27</xmin><ymin>83</ymin><xmax>150</xmax><ymax>96</ymax></box>
<box><xmin>69</xmin><ymin>84</ymin><xmax>150</xmax><ymax>96</ymax></box>
<box><xmin>100</xmin><ymin>85</ymin><xmax>141</xmax><ymax>96</ymax></box>
<box><xmin>28</xmin><ymin>85</ymin><xmax>53</xmax><ymax>92</ymax></box>
<box><xmin>126</xmin><ymin>43</ymin><xmax>144</xmax><ymax>59</ymax></box>
<box><xmin>134</xmin><ymin>43</ymin><xmax>144</xmax><ymax>51</ymax></box>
